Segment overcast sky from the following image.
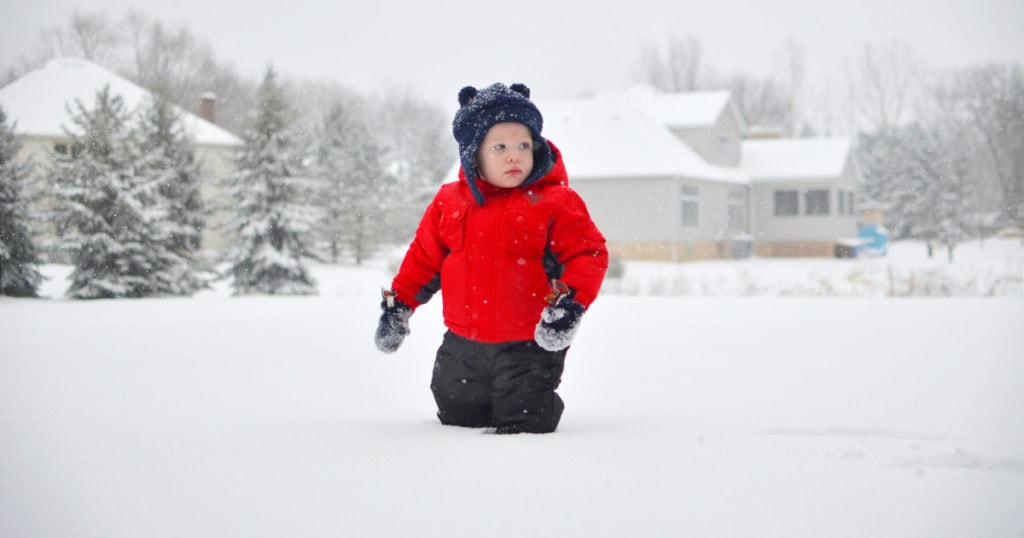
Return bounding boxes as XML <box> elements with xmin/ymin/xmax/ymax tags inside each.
<box><xmin>2</xmin><ymin>0</ymin><xmax>1022</xmax><ymax>109</ymax></box>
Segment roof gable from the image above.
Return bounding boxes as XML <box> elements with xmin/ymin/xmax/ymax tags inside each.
<box><xmin>0</xmin><ymin>58</ymin><xmax>240</xmax><ymax>147</ymax></box>
<box><xmin>539</xmin><ymin>94</ymin><xmax>747</xmax><ymax>184</ymax></box>
<box><xmin>622</xmin><ymin>88</ymin><xmax>737</xmax><ymax>130</ymax></box>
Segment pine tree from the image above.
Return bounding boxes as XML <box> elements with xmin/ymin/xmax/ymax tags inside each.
<box><xmin>930</xmin><ymin>125</ymin><xmax>976</xmax><ymax>262</ymax></box>
<box><xmin>375</xmin><ymin>89</ymin><xmax>452</xmax><ymax>240</ymax></box>
<box><xmin>221</xmin><ymin>67</ymin><xmax>318</xmax><ymax>295</ymax></box>
<box><xmin>312</xmin><ymin>103</ymin><xmax>393</xmax><ymax>265</ymax></box>
<box><xmin>858</xmin><ymin>127</ymin><xmax>929</xmax><ymax>239</ymax></box>
<box><xmin>859</xmin><ymin>123</ymin><xmax>976</xmax><ymax>254</ymax></box>
<box><xmin>132</xmin><ymin>94</ymin><xmax>209</xmax><ymax>294</ymax></box>
<box><xmin>899</xmin><ymin>125</ymin><xmax>945</xmax><ymax>243</ymax></box>
<box><xmin>0</xmin><ymin>105</ymin><xmax>43</xmax><ymax>297</ymax></box>
<box><xmin>53</xmin><ymin>86</ymin><xmax>178</xmax><ymax>299</ymax></box>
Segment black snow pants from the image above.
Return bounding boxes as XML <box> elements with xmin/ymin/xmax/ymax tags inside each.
<box><xmin>430</xmin><ymin>331</ymin><xmax>567</xmax><ymax>433</ymax></box>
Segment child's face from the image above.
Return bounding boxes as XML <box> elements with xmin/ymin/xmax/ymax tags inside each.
<box><xmin>476</xmin><ymin>122</ymin><xmax>534</xmax><ymax>188</ymax></box>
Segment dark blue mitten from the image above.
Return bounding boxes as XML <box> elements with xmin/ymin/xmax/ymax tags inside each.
<box><xmin>375</xmin><ymin>299</ymin><xmax>412</xmax><ymax>353</ymax></box>
<box><xmin>534</xmin><ymin>299</ymin><xmax>586</xmax><ymax>352</ymax></box>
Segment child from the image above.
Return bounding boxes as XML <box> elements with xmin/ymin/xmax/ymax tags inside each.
<box><xmin>374</xmin><ymin>83</ymin><xmax>608</xmax><ymax>434</ymax></box>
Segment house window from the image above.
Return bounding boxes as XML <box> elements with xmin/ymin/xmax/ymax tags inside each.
<box><xmin>805</xmin><ymin>189</ymin><xmax>830</xmax><ymax>216</ymax></box>
<box><xmin>838</xmin><ymin>189</ymin><xmax>857</xmax><ymax>216</ymax></box>
<box><xmin>774</xmin><ymin>190</ymin><xmax>798</xmax><ymax>216</ymax></box>
<box><xmin>727</xmin><ymin>188</ymin><xmax>745</xmax><ymax>229</ymax></box>
<box><xmin>54</xmin><ymin>143</ymin><xmax>82</xmax><ymax>158</ymax></box>
<box><xmin>681</xmin><ymin>185</ymin><xmax>699</xmax><ymax>227</ymax></box>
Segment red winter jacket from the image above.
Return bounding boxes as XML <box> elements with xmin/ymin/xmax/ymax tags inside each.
<box><xmin>391</xmin><ymin>142</ymin><xmax>608</xmax><ymax>343</ymax></box>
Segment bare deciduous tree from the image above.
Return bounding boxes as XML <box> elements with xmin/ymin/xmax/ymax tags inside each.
<box><xmin>122</xmin><ymin>12</ymin><xmax>254</xmax><ymax>133</ymax></box>
<box><xmin>846</xmin><ymin>39</ymin><xmax>926</xmax><ymax>132</ymax></box>
<box><xmin>634</xmin><ymin>35</ymin><xmax>706</xmax><ymax>92</ymax></box>
<box><xmin>774</xmin><ymin>39</ymin><xmax>807</xmax><ymax>134</ymax></box>
<box><xmin>949</xmin><ymin>63</ymin><xmax>1024</xmax><ymax>228</ymax></box>
<box><xmin>722</xmin><ymin>41</ymin><xmax>807</xmax><ymax>135</ymax></box>
<box><xmin>38</xmin><ymin>9</ymin><xmax>120</xmax><ymax>64</ymax></box>
<box><xmin>727</xmin><ymin>75</ymin><xmax>790</xmax><ymax>133</ymax></box>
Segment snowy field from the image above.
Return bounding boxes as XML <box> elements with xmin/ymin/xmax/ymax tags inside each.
<box><xmin>1</xmin><ymin>239</ymin><xmax>1022</xmax><ymax>537</ymax></box>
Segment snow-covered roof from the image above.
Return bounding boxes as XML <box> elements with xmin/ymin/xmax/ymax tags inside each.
<box><xmin>539</xmin><ymin>94</ymin><xmax>748</xmax><ymax>184</ymax></box>
<box><xmin>620</xmin><ymin>87</ymin><xmax>736</xmax><ymax>130</ymax></box>
<box><xmin>741</xmin><ymin>138</ymin><xmax>852</xmax><ymax>182</ymax></box>
<box><xmin>0</xmin><ymin>57</ymin><xmax>240</xmax><ymax>147</ymax></box>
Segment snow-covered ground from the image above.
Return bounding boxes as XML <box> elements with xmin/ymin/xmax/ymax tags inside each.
<box><xmin>603</xmin><ymin>238</ymin><xmax>1024</xmax><ymax>297</ymax></box>
<box><xmin>2</xmin><ymin>239</ymin><xmax>1022</xmax><ymax>537</ymax></box>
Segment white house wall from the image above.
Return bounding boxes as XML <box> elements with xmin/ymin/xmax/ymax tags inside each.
<box><xmin>572</xmin><ymin>177</ymin><xmax>678</xmax><ymax>243</ymax></box>
<box><xmin>673</xmin><ymin>109</ymin><xmax>744</xmax><ymax>167</ymax></box>
<box><xmin>679</xmin><ymin>178</ymin><xmax>748</xmax><ymax>240</ymax></box>
<box><xmin>752</xmin><ymin>161</ymin><xmax>861</xmax><ymax>243</ymax></box>
<box><xmin>572</xmin><ymin>175</ymin><xmax>751</xmax><ymax>260</ymax></box>
<box><xmin>192</xmin><ymin>145</ymin><xmax>238</xmax><ymax>255</ymax></box>
<box><xmin>752</xmin><ymin>182</ymin><xmax>852</xmax><ymax>241</ymax></box>
<box><xmin>13</xmin><ymin>137</ymin><xmax>51</xmax><ymax>166</ymax></box>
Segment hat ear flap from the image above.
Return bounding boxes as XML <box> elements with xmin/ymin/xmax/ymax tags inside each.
<box><xmin>509</xmin><ymin>83</ymin><xmax>530</xmax><ymax>99</ymax></box>
<box><xmin>458</xmin><ymin>86</ymin><xmax>478</xmax><ymax>107</ymax></box>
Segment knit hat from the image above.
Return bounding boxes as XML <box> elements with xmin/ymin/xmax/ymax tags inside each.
<box><xmin>452</xmin><ymin>82</ymin><xmax>555</xmax><ymax>205</ymax></box>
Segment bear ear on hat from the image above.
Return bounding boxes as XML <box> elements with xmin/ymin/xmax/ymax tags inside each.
<box><xmin>458</xmin><ymin>86</ymin><xmax>478</xmax><ymax>107</ymax></box>
<box><xmin>509</xmin><ymin>83</ymin><xmax>530</xmax><ymax>99</ymax></box>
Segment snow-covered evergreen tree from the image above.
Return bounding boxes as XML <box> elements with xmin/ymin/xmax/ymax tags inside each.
<box><xmin>858</xmin><ymin>126</ymin><xmax>930</xmax><ymax>239</ymax></box>
<box><xmin>929</xmin><ymin>125</ymin><xmax>976</xmax><ymax>261</ymax></box>
<box><xmin>312</xmin><ymin>104</ymin><xmax>353</xmax><ymax>263</ymax></box>
<box><xmin>52</xmin><ymin>86</ymin><xmax>180</xmax><ymax>299</ymax></box>
<box><xmin>0</xmin><ymin>105</ymin><xmax>44</xmax><ymax>297</ymax></box>
<box><xmin>221</xmin><ymin>67</ymin><xmax>318</xmax><ymax>295</ymax></box>
<box><xmin>132</xmin><ymin>94</ymin><xmax>209</xmax><ymax>294</ymax></box>
<box><xmin>858</xmin><ymin>123</ymin><xmax>975</xmax><ymax>254</ymax></box>
<box><xmin>312</xmin><ymin>103</ymin><xmax>394</xmax><ymax>265</ymax></box>
<box><xmin>374</xmin><ymin>87</ymin><xmax>451</xmax><ymax>208</ymax></box>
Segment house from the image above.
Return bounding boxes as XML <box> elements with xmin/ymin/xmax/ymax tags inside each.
<box><xmin>536</xmin><ymin>91</ymin><xmax>748</xmax><ymax>261</ymax></box>
<box><xmin>741</xmin><ymin>136</ymin><xmax>861</xmax><ymax>257</ymax></box>
<box><xmin>522</xmin><ymin>87</ymin><xmax>864</xmax><ymax>261</ymax></box>
<box><xmin>0</xmin><ymin>58</ymin><xmax>241</xmax><ymax>256</ymax></box>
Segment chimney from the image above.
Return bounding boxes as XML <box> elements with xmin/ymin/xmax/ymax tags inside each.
<box><xmin>745</xmin><ymin>125</ymin><xmax>784</xmax><ymax>139</ymax></box>
<box><xmin>199</xmin><ymin>92</ymin><xmax>217</xmax><ymax>124</ymax></box>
